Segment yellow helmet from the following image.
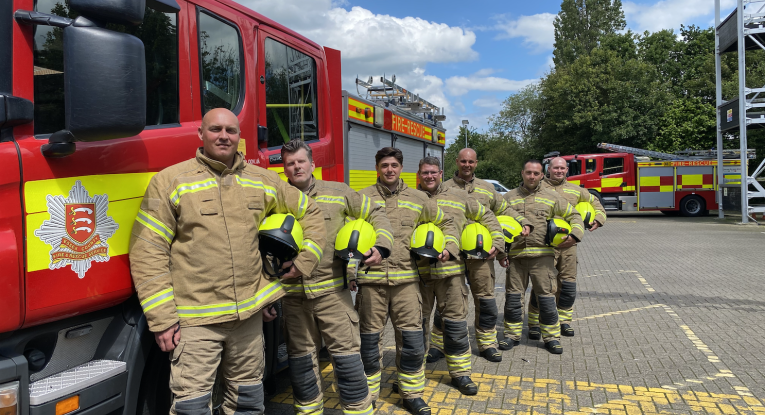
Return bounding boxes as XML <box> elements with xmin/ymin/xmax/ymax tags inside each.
<box><xmin>575</xmin><ymin>201</ymin><xmax>596</xmax><ymax>229</ymax></box>
<box><xmin>259</xmin><ymin>213</ymin><xmax>304</xmax><ymax>277</ymax></box>
<box><xmin>497</xmin><ymin>215</ymin><xmax>523</xmax><ymax>245</ymax></box>
<box><xmin>461</xmin><ymin>223</ymin><xmax>492</xmax><ymax>259</ymax></box>
<box><xmin>335</xmin><ymin>219</ymin><xmax>376</xmax><ymax>260</ymax></box>
<box><xmin>545</xmin><ymin>218</ymin><xmax>571</xmax><ymax>247</ymax></box>
<box><xmin>410</xmin><ymin>223</ymin><xmax>445</xmax><ymax>260</ymax></box>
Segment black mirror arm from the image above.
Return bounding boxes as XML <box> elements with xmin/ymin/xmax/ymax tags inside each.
<box><xmin>15</xmin><ymin>10</ymin><xmax>74</xmax><ymax>28</ymax></box>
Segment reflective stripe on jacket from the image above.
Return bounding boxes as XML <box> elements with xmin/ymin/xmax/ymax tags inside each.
<box><xmin>282</xmin><ymin>178</ymin><xmax>393</xmax><ymax>298</ymax></box>
<box><xmin>129</xmin><ymin>150</ymin><xmax>327</xmax><ymax>332</ymax></box>
<box><xmin>542</xmin><ymin>177</ymin><xmax>607</xmax><ymax>227</ymax></box>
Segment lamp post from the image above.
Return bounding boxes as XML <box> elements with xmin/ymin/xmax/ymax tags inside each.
<box><xmin>461</xmin><ymin>119</ymin><xmax>469</xmax><ymax>148</ymax></box>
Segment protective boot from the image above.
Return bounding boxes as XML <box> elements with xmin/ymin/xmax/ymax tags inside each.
<box><xmin>450</xmin><ymin>376</ymin><xmax>478</xmax><ymax>395</ymax></box>
<box><xmin>480</xmin><ymin>347</ymin><xmax>502</xmax><ymax>362</ymax></box>
<box><xmin>545</xmin><ymin>340</ymin><xmax>563</xmax><ymax>354</ymax></box>
<box><xmin>403</xmin><ymin>398</ymin><xmax>431</xmax><ymax>415</ymax></box>
<box><xmin>498</xmin><ymin>339</ymin><xmax>519</xmax><ymax>351</ymax></box>
<box><xmin>528</xmin><ymin>327</ymin><xmax>541</xmax><ymax>341</ymax></box>
<box><xmin>561</xmin><ymin>323</ymin><xmax>575</xmax><ymax>337</ymax></box>
<box><xmin>426</xmin><ymin>348</ymin><xmax>444</xmax><ymax>363</ymax></box>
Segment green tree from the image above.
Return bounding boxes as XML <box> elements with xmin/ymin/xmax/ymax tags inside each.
<box><xmin>649</xmin><ymin>97</ymin><xmax>717</xmax><ymax>153</ymax></box>
<box><xmin>553</xmin><ymin>0</ymin><xmax>626</xmax><ymax>67</ymax></box>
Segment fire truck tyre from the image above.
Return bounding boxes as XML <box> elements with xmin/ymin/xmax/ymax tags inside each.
<box><xmin>137</xmin><ymin>345</ymin><xmax>172</xmax><ymax>415</ymax></box>
<box><xmin>679</xmin><ymin>195</ymin><xmax>706</xmax><ymax>217</ymax></box>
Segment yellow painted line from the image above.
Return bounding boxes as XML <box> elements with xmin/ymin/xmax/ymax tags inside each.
<box><xmin>572</xmin><ymin>304</ymin><xmax>664</xmax><ymax>322</ymax></box>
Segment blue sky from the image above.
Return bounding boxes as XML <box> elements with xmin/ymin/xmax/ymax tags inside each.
<box><xmin>243</xmin><ymin>0</ymin><xmax>736</xmax><ymax>143</ymax></box>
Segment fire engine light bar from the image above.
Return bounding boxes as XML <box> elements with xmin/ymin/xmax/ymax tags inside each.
<box><xmin>0</xmin><ymin>381</ymin><xmax>19</xmax><ymax>415</ymax></box>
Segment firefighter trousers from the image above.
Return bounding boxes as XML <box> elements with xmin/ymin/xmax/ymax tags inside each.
<box><xmin>502</xmin><ymin>256</ymin><xmax>560</xmax><ymax>343</ymax></box>
<box><xmin>283</xmin><ymin>291</ymin><xmax>373</xmax><ymax>415</ymax></box>
<box><xmin>356</xmin><ymin>282</ymin><xmax>425</xmax><ymax>401</ymax></box>
<box><xmin>528</xmin><ymin>246</ymin><xmax>577</xmax><ymax>326</ymax></box>
<box><xmin>458</xmin><ymin>259</ymin><xmax>499</xmax><ymax>351</ymax></box>
<box><xmin>420</xmin><ymin>275</ymin><xmax>471</xmax><ymax>379</ymax></box>
<box><xmin>169</xmin><ymin>313</ymin><xmax>265</xmax><ymax>415</ymax></box>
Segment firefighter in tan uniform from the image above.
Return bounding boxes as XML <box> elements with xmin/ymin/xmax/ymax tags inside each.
<box><xmin>415</xmin><ymin>156</ymin><xmax>504</xmax><ymax>395</ymax></box>
<box><xmin>280</xmin><ymin>140</ymin><xmax>393</xmax><ymax>415</ymax></box>
<box><xmin>526</xmin><ymin>157</ymin><xmax>607</xmax><ymax>338</ymax></box>
<box><xmin>437</xmin><ymin>148</ymin><xmax>509</xmax><ymax>362</ymax></box>
<box><xmin>497</xmin><ymin>159</ymin><xmax>584</xmax><ymax>354</ymax></box>
<box><xmin>357</xmin><ymin>147</ymin><xmax>458</xmax><ymax>415</ymax></box>
<box><xmin>129</xmin><ymin>109</ymin><xmax>326</xmax><ymax>415</ymax></box>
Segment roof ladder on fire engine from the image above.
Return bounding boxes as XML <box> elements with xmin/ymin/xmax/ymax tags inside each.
<box><xmin>596</xmin><ymin>143</ymin><xmax>684</xmax><ymax>160</ymax></box>
<box><xmin>597</xmin><ymin>143</ymin><xmax>756</xmax><ymax>160</ymax></box>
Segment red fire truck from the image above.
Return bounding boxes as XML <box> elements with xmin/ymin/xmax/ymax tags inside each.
<box><xmin>0</xmin><ymin>1</ymin><xmax>445</xmax><ymax>414</ymax></box>
<box><xmin>544</xmin><ymin>143</ymin><xmax>752</xmax><ymax>217</ymax></box>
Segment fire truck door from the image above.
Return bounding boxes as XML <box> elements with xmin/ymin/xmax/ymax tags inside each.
<box><xmin>0</xmin><ymin>141</ymin><xmax>23</xmax><ymax>332</ymax></box>
<box><xmin>347</xmin><ymin>124</ymin><xmax>392</xmax><ymax>190</ymax></box>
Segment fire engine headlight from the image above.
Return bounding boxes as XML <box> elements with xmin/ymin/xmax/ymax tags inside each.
<box><xmin>0</xmin><ymin>381</ymin><xmax>19</xmax><ymax>415</ymax></box>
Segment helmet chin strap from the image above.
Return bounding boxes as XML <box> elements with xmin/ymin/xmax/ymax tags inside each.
<box><xmin>264</xmin><ymin>255</ymin><xmax>290</xmax><ymax>278</ymax></box>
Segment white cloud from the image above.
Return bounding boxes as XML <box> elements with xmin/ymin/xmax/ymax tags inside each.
<box><xmin>445</xmin><ymin>74</ymin><xmax>537</xmax><ymax>96</ymax></box>
<box><xmin>623</xmin><ymin>0</ymin><xmax>736</xmax><ymax>33</ymax></box>
<box><xmin>472</xmin><ymin>96</ymin><xmax>503</xmax><ymax>109</ymax></box>
<box><xmin>494</xmin><ymin>13</ymin><xmax>557</xmax><ymax>52</ymax></box>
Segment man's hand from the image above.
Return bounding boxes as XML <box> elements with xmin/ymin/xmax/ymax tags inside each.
<box><xmin>363</xmin><ymin>247</ymin><xmax>382</xmax><ymax>266</ymax></box>
<box><xmin>438</xmin><ymin>250</ymin><xmax>451</xmax><ymax>263</ymax></box>
<box><xmin>280</xmin><ymin>261</ymin><xmax>303</xmax><ymax>279</ymax></box>
<box><xmin>262</xmin><ymin>305</ymin><xmax>278</xmax><ymax>322</ymax></box>
<box><xmin>486</xmin><ymin>246</ymin><xmax>498</xmax><ymax>260</ymax></box>
<box><xmin>349</xmin><ymin>280</ymin><xmax>358</xmax><ymax>292</ymax></box>
<box><xmin>499</xmin><ymin>257</ymin><xmax>509</xmax><ymax>268</ymax></box>
<box><xmin>557</xmin><ymin>235</ymin><xmax>576</xmax><ymax>249</ymax></box>
<box><xmin>521</xmin><ymin>225</ymin><xmax>531</xmax><ymax>237</ymax></box>
<box><xmin>154</xmin><ymin>323</ymin><xmax>180</xmax><ymax>352</ymax></box>
<box><xmin>589</xmin><ymin>221</ymin><xmax>600</xmax><ymax>231</ymax></box>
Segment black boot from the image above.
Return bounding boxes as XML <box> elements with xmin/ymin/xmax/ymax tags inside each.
<box><xmin>403</xmin><ymin>398</ymin><xmax>431</xmax><ymax>415</ymax></box>
<box><xmin>498</xmin><ymin>338</ymin><xmax>519</xmax><ymax>351</ymax></box>
<box><xmin>451</xmin><ymin>376</ymin><xmax>478</xmax><ymax>395</ymax></box>
<box><xmin>528</xmin><ymin>327</ymin><xmax>541</xmax><ymax>340</ymax></box>
<box><xmin>480</xmin><ymin>347</ymin><xmax>502</xmax><ymax>362</ymax></box>
<box><xmin>391</xmin><ymin>381</ymin><xmax>399</xmax><ymax>394</ymax></box>
<box><xmin>561</xmin><ymin>323</ymin><xmax>575</xmax><ymax>337</ymax></box>
<box><xmin>545</xmin><ymin>340</ymin><xmax>563</xmax><ymax>354</ymax></box>
<box><xmin>426</xmin><ymin>348</ymin><xmax>444</xmax><ymax>363</ymax></box>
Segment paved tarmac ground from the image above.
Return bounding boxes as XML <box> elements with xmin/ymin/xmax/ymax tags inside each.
<box><xmin>265</xmin><ymin>212</ymin><xmax>765</xmax><ymax>414</ymax></box>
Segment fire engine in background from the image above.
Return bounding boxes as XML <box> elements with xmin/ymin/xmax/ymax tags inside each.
<box><xmin>544</xmin><ymin>143</ymin><xmax>754</xmax><ymax>217</ymax></box>
<box><xmin>0</xmin><ymin>1</ymin><xmax>445</xmax><ymax>415</ymax></box>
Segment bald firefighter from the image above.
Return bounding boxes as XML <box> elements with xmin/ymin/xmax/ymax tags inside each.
<box><xmin>129</xmin><ymin>109</ymin><xmax>326</xmax><ymax>415</ymax></box>
<box><xmin>525</xmin><ymin>157</ymin><xmax>607</xmax><ymax>338</ymax></box>
<box><xmin>436</xmin><ymin>148</ymin><xmax>509</xmax><ymax>362</ymax></box>
<box><xmin>281</xmin><ymin>139</ymin><xmax>393</xmax><ymax>415</ymax></box>
<box><xmin>416</xmin><ymin>156</ymin><xmax>505</xmax><ymax>395</ymax></box>
<box><xmin>497</xmin><ymin>159</ymin><xmax>584</xmax><ymax>354</ymax></box>
<box><xmin>357</xmin><ymin>147</ymin><xmax>458</xmax><ymax>415</ymax></box>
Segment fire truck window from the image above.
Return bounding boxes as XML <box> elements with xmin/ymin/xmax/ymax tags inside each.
<box><xmin>586</xmin><ymin>159</ymin><xmax>597</xmax><ymax>173</ymax></box>
<box><xmin>567</xmin><ymin>160</ymin><xmax>580</xmax><ymax>176</ymax></box>
<box><xmin>264</xmin><ymin>38</ymin><xmax>319</xmax><ymax>148</ymax></box>
<box><xmin>199</xmin><ymin>12</ymin><xmax>243</xmax><ymax>115</ymax></box>
<box><xmin>603</xmin><ymin>157</ymin><xmax>624</xmax><ymax>175</ymax></box>
<box><xmin>33</xmin><ymin>0</ymin><xmax>179</xmax><ymax>135</ymax></box>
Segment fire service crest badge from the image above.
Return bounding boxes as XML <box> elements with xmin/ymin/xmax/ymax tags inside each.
<box><xmin>34</xmin><ymin>180</ymin><xmax>119</xmax><ymax>278</ymax></box>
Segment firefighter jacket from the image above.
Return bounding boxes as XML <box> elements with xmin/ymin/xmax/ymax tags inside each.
<box><xmin>502</xmin><ymin>183</ymin><xmax>584</xmax><ymax>259</ymax></box>
<box><xmin>129</xmin><ymin>150</ymin><xmax>327</xmax><ymax>332</ymax></box>
<box><xmin>541</xmin><ymin>177</ymin><xmax>607</xmax><ymax>227</ymax></box>
<box><xmin>417</xmin><ymin>183</ymin><xmax>505</xmax><ymax>280</ymax></box>
<box><xmin>356</xmin><ymin>179</ymin><xmax>459</xmax><ymax>286</ymax></box>
<box><xmin>282</xmin><ymin>177</ymin><xmax>393</xmax><ymax>298</ymax></box>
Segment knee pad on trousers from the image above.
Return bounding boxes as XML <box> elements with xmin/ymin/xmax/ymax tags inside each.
<box><xmin>234</xmin><ymin>384</ymin><xmax>265</xmax><ymax>415</ymax></box>
<box><xmin>399</xmin><ymin>330</ymin><xmax>425</xmax><ymax>373</ymax></box>
<box><xmin>175</xmin><ymin>392</ymin><xmax>212</xmax><ymax>415</ymax></box>
<box><xmin>332</xmin><ymin>354</ymin><xmax>369</xmax><ymax>404</ymax></box>
<box><xmin>360</xmin><ymin>333</ymin><xmax>381</xmax><ymax>375</ymax></box>
<box><xmin>558</xmin><ymin>281</ymin><xmax>576</xmax><ymax>309</ymax></box>
<box><xmin>433</xmin><ymin>309</ymin><xmax>443</xmax><ymax>331</ymax></box>
<box><xmin>529</xmin><ymin>292</ymin><xmax>538</xmax><ymax>309</ymax></box>
<box><xmin>442</xmin><ymin>318</ymin><xmax>469</xmax><ymax>356</ymax></box>
<box><xmin>537</xmin><ymin>296</ymin><xmax>558</xmax><ymax>325</ymax></box>
<box><xmin>504</xmin><ymin>293</ymin><xmax>523</xmax><ymax>323</ymax></box>
<box><xmin>288</xmin><ymin>353</ymin><xmax>320</xmax><ymax>402</ymax></box>
<box><xmin>477</xmin><ymin>298</ymin><xmax>498</xmax><ymax>329</ymax></box>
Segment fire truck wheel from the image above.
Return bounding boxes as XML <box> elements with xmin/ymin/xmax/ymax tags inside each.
<box><xmin>137</xmin><ymin>345</ymin><xmax>172</xmax><ymax>415</ymax></box>
<box><xmin>679</xmin><ymin>195</ymin><xmax>706</xmax><ymax>217</ymax></box>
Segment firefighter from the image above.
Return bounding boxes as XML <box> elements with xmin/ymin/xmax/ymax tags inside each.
<box><xmin>415</xmin><ymin>156</ymin><xmax>505</xmax><ymax>395</ymax></box>
<box><xmin>129</xmin><ymin>109</ymin><xmax>326</xmax><ymax>415</ymax></box>
<box><xmin>438</xmin><ymin>148</ymin><xmax>508</xmax><ymax>362</ymax></box>
<box><xmin>497</xmin><ymin>159</ymin><xmax>584</xmax><ymax>354</ymax></box>
<box><xmin>280</xmin><ymin>139</ymin><xmax>393</xmax><ymax>415</ymax></box>
<box><xmin>526</xmin><ymin>157</ymin><xmax>607</xmax><ymax>338</ymax></box>
<box><xmin>356</xmin><ymin>147</ymin><xmax>458</xmax><ymax>415</ymax></box>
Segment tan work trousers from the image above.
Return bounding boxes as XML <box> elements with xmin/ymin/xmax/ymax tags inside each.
<box><xmin>283</xmin><ymin>291</ymin><xmax>372</xmax><ymax>415</ymax></box>
<box><xmin>502</xmin><ymin>256</ymin><xmax>560</xmax><ymax>343</ymax></box>
<box><xmin>528</xmin><ymin>245</ymin><xmax>577</xmax><ymax>324</ymax></box>
<box><xmin>356</xmin><ymin>282</ymin><xmax>425</xmax><ymax>401</ymax></box>
<box><xmin>170</xmin><ymin>313</ymin><xmax>264</xmax><ymax>415</ymax></box>
<box><xmin>466</xmin><ymin>259</ymin><xmax>499</xmax><ymax>351</ymax></box>
<box><xmin>420</xmin><ymin>275</ymin><xmax>471</xmax><ymax>378</ymax></box>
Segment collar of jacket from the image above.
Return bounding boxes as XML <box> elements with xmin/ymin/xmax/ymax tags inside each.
<box><xmin>545</xmin><ymin>176</ymin><xmax>566</xmax><ymax>186</ymax></box>
<box><xmin>196</xmin><ymin>148</ymin><xmax>244</xmax><ymax>174</ymax></box>
<box><xmin>452</xmin><ymin>171</ymin><xmax>475</xmax><ymax>187</ymax></box>
<box><xmin>417</xmin><ymin>181</ymin><xmax>445</xmax><ymax>198</ymax></box>
<box><xmin>289</xmin><ymin>175</ymin><xmax>317</xmax><ymax>195</ymax></box>
<box><xmin>518</xmin><ymin>181</ymin><xmax>543</xmax><ymax>197</ymax></box>
<box><xmin>376</xmin><ymin>178</ymin><xmax>406</xmax><ymax>198</ymax></box>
